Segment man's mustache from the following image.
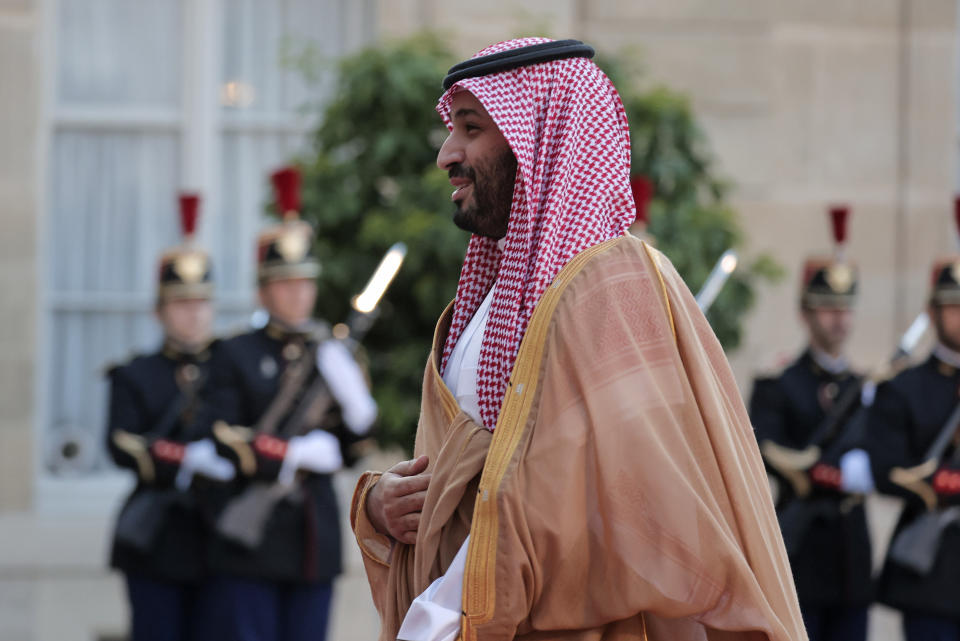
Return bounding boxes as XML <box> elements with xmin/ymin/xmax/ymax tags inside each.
<box><xmin>448</xmin><ymin>164</ymin><xmax>476</xmax><ymax>181</ymax></box>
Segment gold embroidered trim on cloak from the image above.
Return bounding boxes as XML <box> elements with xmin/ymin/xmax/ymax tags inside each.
<box><xmin>641</xmin><ymin>241</ymin><xmax>677</xmax><ymax>343</ymax></box>
<box><xmin>351</xmin><ymin>471</ymin><xmax>392</xmax><ymax>567</ymax></box>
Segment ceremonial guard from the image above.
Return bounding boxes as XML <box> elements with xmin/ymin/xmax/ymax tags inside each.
<box><xmin>203</xmin><ymin>166</ymin><xmax>377</xmax><ymax>641</ymax></box>
<box><xmin>750</xmin><ymin>206</ymin><xmax>874</xmax><ymax>641</ymax></box>
<box><xmin>106</xmin><ymin>193</ymin><xmax>235</xmax><ymax>641</ymax></box>
<box><xmin>868</xmin><ymin>200</ymin><xmax>960</xmax><ymax>641</ymax></box>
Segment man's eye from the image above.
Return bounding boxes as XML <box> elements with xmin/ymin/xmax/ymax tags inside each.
<box><xmin>465</xmin><ymin>124</ymin><xmax>480</xmax><ymax>132</ymax></box>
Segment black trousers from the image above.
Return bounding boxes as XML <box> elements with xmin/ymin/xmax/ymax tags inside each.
<box><xmin>903</xmin><ymin>611</ymin><xmax>960</xmax><ymax>641</ymax></box>
<box><xmin>201</xmin><ymin>575</ymin><xmax>333</xmax><ymax>641</ymax></box>
<box><xmin>800</xmin><ymin>603</ymin><xmax>868</xmax><ymax>641</ymax></box>
<box><xmin>125</xmin><ymin>574</ymin><xmax>207</xmax><ymax>641</ymax></box>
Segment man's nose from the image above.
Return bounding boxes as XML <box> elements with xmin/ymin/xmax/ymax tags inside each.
<box><xmin>437</xmin><ymin>134</ymin><xmax>465</xmax><ymax>170</ymax></box>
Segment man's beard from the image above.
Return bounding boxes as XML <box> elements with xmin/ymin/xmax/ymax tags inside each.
<box><xmin>450</xmin><ymin>150</ymin><xmax>517</xmax><ymax>239</ymax></box>
<box><xmin>807</xmin><ymin>315</ymin><xmax>848</xmax><ymax>356</ymax></box>
<box><xmin>933</xmin><ymin>308</ymin><xmax>960</xmax><ymax>352</ymax></box>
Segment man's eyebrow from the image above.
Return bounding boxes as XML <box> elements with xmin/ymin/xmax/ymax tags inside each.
<box><xmin>452</xmin><ymin>108</ymin><xmax>483</xmax><ymax>119</ymax></box>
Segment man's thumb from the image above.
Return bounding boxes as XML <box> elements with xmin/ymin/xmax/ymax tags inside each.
<box><xmin>391</xmin><ymin>454</ymin><xmax>429</xmax><ymax>477</ymax></box>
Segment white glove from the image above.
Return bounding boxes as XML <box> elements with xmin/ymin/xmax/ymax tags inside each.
<box><xmin>839</xmin><ymin>448</ymin><xmax>874</xmax><ymax>494</ymax></box>
<box><xmin>174</xmin><ymin>438</ymin><xmax>236</xmax><ymax>490</ymax></box>
<box><xmin>277</xmin><ymin>430</ymin><xmax>344</xmax><ymax>486</ymax></box>
<box><xmin>317</xmin><ymin>340</ymin><xmax>377</xmax><ymax>436</ymax></box>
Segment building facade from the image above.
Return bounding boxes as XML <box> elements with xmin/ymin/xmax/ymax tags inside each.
<box><xmin>0</xmin><ymin>1</ymin><xmax>956</xmax><ymax>640</ymax></box>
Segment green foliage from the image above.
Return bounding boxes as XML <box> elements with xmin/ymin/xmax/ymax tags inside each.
<box><xmin>290</xmin><ymin>35</ymin><xmax>780</xmax><ymax>452</ymax></box>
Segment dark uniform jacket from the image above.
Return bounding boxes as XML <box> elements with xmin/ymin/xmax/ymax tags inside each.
<box><xmin>868</xmin><ymin>352</ymin><xmax>960</xmax><ymax>618</ymax></box>
<box><xmin>106</xmin><ymin>341</ymin><xmax>220</xmax><ymax>583</ymax></box>
<box><xmin>204</xmin><ymin>322</ymin><xmax>360</xmax><ymax>584</ymax></box>
<box><xmin>750</xmin><ymin>349</ymin><xmax>873</xmax><ymax>607</ymax></box>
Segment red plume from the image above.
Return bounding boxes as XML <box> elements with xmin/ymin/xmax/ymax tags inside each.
<box><xmin>630</xmin><ymin>175</ymin><xmax>654</xmax><ymax>226</ymax></box>
<box><xmin>953</xmin><ymin>195</ymin><xmax>960</xmax><ymax>242</ymax></box>
<box><xmin>179</xmin><ymin>192</ymin><xmax>200</xmax><ymax>239</ymax></box>
<box><xmin>270</xmin><ymin>166</ymin><xmax>301</xmax><ymax>218</ymax></box>
<box><xmin>829</xmin><ymin>205</ymin><xmax>850</xmax><ymax>246</ymax></box>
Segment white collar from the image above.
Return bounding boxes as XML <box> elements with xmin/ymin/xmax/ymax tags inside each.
<box><xmin>934</xmin><ymin>342</ymin><xmax>960</xmax><ymax>369</ymax></box>
<box><xmin>809</xmin><ymin>347</ymin><xmax>849</xmax><ymax>375</ymax></box>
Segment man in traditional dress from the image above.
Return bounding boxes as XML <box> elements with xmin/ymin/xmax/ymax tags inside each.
<box><xmin>351</xmin><ymin>38</ymin><xmax>806</xmax><ymax>641</ymax></box>
<box><xmin>750</xmin><ymin>206</ymin><xmax>874</xmax><ymax>641</ymax></box>
<box><xmin>867</xmin><ymin>206</ymin><xmax>960</xmax><ymax>641</ymax></box>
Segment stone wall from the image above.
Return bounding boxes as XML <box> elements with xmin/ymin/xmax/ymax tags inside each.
<box><xmin>0</xmin><ymin>0</ymin><xmax>38</xmax><ymax>515</ymax></box>
<box><xmin>0</xmin><ymin>2</ymin><xmax>955</xmax><ymax>640</ymax></box>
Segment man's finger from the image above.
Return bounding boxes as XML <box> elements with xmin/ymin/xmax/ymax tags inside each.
<box><xmin>377</xmin><ymin>471</ymin><xmax>430</xmax><ymax>501</ymax></box>
<box><xmin>393</xmin><ymin>489</ymin><xmax>427</xmax><ymax>516</ymax></box>
<box><xmin>391</xmin><ymin>511</ymin><xmax>421</xmax><ymax>537</ymax></box>
<box><xmin>396</xmin><ymin>529</ymin><xmax>418</xmax><ymax>545</ymax></box>
<box><xmin>387</xmin><ymin>511</ymin><xmax>421</xmax><ymax>536</ymax></box>
<box><xmin>388</xmin><ymin>455</ymin><xmax>429</xmax><ymax>478</ymax></box>
<box><xmin>382</xmin><ymin>488</ymin><xmax>427</xmax><ymax>525</ymax></box>
<box><xmin>390</xmin><ymin>472</ymin><xmax>431</xmax><ymax>496</ymax></box>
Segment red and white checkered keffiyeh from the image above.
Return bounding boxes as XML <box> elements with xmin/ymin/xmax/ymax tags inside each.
<box><xmin>438</xmin><ymin>37</ymin><xmax>636</xmax><ymax>431</ymax></box>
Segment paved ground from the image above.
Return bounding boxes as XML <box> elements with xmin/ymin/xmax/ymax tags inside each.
<box><xmin>861</xmin><ymin>494</ymin><xmax>903</xmax><ymax>641</ymax></box>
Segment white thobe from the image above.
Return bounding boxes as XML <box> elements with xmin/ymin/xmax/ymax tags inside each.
<box><xmin>397</xmin><ymin>285</ymin><xmax>494</xmax><ymax>641</ymax></box>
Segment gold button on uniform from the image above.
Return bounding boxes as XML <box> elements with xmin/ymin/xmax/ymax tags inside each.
<box><xmin>181</xmin><ymin>363</ymin><xmax>200</xmax><ymax>382</ymax></box>
<box><xmin>283</xmin><ymin>343</ymin><xmax>303</xmax><ymax>361</ymax></box>
<box><xmin>823</xmin><ymin>382</ymin><xmax>838</xmax><ymax>401</ymax></box>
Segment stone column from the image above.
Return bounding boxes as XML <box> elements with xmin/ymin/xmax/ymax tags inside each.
<box><xmin>0</xmin><ymin>0</ymin><xmax>39</xmax><ymax>513</ymax></box>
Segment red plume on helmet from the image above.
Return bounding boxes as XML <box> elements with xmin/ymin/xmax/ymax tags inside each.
<box><xmin>158</xmin><ymin>191</ymin><xmax>212</xmax><ymax>302</ymax></box>
<box><xmin>829</xmin><ymin>204</ymin><xmax>850</xmax><ymax>260</ymax></box>
<box><xmin>829</xmin><ymin>205</ymin><xmax>849</xmax><ymax>246</ymax></box>
<box><xmin>270</xmin><ymin>166</ymin><xmax>301</xmax><ymax>220</ymax></box>
<box><xmin>952</xmin><ymin>195</ymin><xmax>960</xmax><ymax>247</ymax></box>
<box><xmin>799</xmin><ymin>204</ymin><xmax>857</xmax><ymax>308</ymax></box>
<box><xmin>630</xmin><ymin>175</ymin><xmax>654</xmax><ymax>226</ymax></box>
<box><xmin>179</xmin><ymin>192</ymin><xmax>200</xmax><ymax>240</ymax></box>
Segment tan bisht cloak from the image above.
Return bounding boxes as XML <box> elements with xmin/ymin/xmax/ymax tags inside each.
<box><xmin>352</xmin><ymin>234</ymin><xmax>806</xmax><ymax>641</ymax></box>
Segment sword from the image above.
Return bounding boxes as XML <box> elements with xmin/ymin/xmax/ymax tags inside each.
<box><xmin>338</xmin><ymin>242</ymin><xmax>408</xmax><ymax>340</ymax></box>
<box><xmin>695</xmin><ymin>250</ymin><xmax>738</xmax><ymax>312</ymax></box>
<box><xmin>893</xmin><ymin>312</ymin><xmax>930</xmax><ymax>364</ymax></box>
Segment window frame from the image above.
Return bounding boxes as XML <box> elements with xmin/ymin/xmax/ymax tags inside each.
<box><xmin>34</xmin><ymin>0</ymin><xmax>373</xmax><ymax>513</ymax></box>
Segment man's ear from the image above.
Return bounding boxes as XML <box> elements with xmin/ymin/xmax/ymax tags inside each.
<box><xmin>257</xmin><ymin>286</ymin><xmax>267</xmax><ymax>310</ymax></box>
